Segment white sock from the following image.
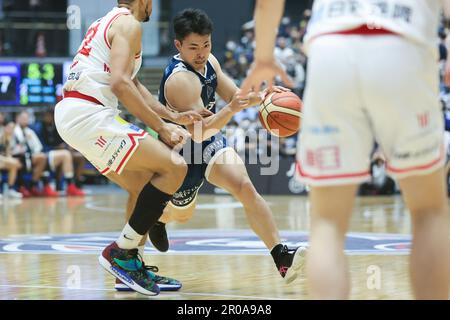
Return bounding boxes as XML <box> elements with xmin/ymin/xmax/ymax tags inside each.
<box><xmin>116</xmin><ymin>223</ymin><xmax>142</xmax><ymax>249</ymax></box>
<box><xmin>64</xmin><ymin>172</ymin><xmax>74</xmax><ymax>179</ymax></box>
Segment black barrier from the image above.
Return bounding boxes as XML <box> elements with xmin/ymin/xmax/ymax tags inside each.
<box><xmin>199</xmin><ymin>156</ymin><xmax>307</xmax><ymax>196</ymax></box>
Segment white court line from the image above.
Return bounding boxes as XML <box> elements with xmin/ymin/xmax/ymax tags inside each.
<box><xmin>180</xmin><ymin>292</ymin><xmax>292</xmax><ymax>300</ymax></box>
<box><xmin>0</xmin><ymin>284</ymin><xmax>289</xmax><ymax>300</ymax></box>
<box><xmin>85</xmin><ymin>200</ymin><xmax>247</xmax><ymax>213</ymax></box>
<box><xmin>0</xmin><ymin>284</ymin><xmax>113</xmax><ymax>291</ymax></box>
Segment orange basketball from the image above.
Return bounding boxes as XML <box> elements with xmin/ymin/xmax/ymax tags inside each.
<box><xmin>259</xmin><ymin>91</ymin><xmax>303</xmax><ymax>137</ymax></box>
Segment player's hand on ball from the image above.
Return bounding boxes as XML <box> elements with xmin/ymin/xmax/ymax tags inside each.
<box><xmin>231</xmin><ymin>90</ymin><xmax>264</xmax><ymax>112</ymax></box>
<box><xmin>240</xmin><ymin>59</ymin><xmax>294</xmax><ymax>94</ymax></box>
<box><xmin>159</xmin><ymin>123</ymin><xmax>191</xmax><ymax>148</ymax></box>
<box><xmin>262</xmin><ymin>85</ymin><xmax>291</xmax><ymax>98</ymax></box>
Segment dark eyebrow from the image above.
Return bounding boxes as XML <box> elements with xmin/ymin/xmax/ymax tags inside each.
<box><xmin>188</xmin><ymin>41</ymin><xmax>210</xmax><ymax>47</ymax></box>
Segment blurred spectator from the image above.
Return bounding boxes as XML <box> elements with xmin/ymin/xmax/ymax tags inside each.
<box><xmin>35</xmin><ymin>31</ymin><xmax>47</xmax><ymax>57</ymax></box>
<box><xmin>29</xmin><ymin>0</ymin><xmax>42</xmax><ymax>11</ymax></box>
<box><xmin>0</xmin><ymin>114</ymin><xmax>23</xmax><ymax>199</ymax></box>
<box><xmin>359</xmin><ymin>150</ymin><xmax>396</xmax><ymax>196</ymax></box>
<box><xmin>233</xmin><ymin>107</ymin><xmax>258</xmax><ymax>124</ymax></box>
<box><xmin>33</xmin><ymin>110</ymin><xmax>86</xmax><ymax>190</ymax></box>
<box><xmin>280</xmin><ymin>136</ymin><xmax>297</xmax><ymax>157</ymax></box>
<box><xmin>11</xmin><ymin>111</ymin><xmax>49</xmax><ymax>197</ymax></box>
<box><xmin>11</xmin><ymin>111</ymin><xmax>84</xmax><ymax>197</ymax></box>
<box><xmin>275</xmin><ymin>37</ymin><xmax>296</xmax><ymax>70</ymax></box>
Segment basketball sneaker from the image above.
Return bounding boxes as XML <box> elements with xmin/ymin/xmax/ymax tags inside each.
<box><xmin>148</xmin><ymin>222</ymin><xmax>169</xmax><ymax>252</ymax></box>
<box><xmin>30</xmin><ymin>186</ymin><xmax>44</xmax><ymax>197</ymax></box>
<box><xmin>271</xmin><ymin>244</ymin><xmax>307</xmax><ymax>284</ymax></box>
<box><xmin>6</xmin><ymin>188</ymin><xmax>23</xmax><ymax>199</ymax></box>
<box><xmin>115</xmin><ymin>264</ymin><xmax>182</xmax><ymax>292</ymax></box>
<box><xmin>99</xmin><ymin>242</ymin><xmax>160</xmax><ymax>296</ymax></box>
<box><xmin>66</xmin><ymin>183</ymin><xmax>85</xmax><ymax>196</ymax></box>
<box><xmin>19</xmin><ymin>186</ymin><xmax>32</xmax><ymax>198</ymax></box>
<box><xmin>42</xmin><ymin>185</ymin><xmax>59</xmax><ymax>197</ymax></box>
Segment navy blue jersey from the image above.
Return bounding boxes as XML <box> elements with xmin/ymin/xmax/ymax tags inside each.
<box><xmin>158</xmin><ymin>54</ymin><xmax>218</xmax><ymax>112</ymax></box>
<box><xmin>157</xmin><ymin>54</ymin><xmax>228</xmax><ymax>208</ymax></box>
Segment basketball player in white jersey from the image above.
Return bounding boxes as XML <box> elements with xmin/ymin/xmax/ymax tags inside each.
<box><xmin>242</xmin><ymin>0</ymin><xmax>450</xmax><ymax>299</ymax></box>
<box><xmin>54</xmin><ymin>0</ymin><xmax>206</xmax><ymax>296</ymax></box>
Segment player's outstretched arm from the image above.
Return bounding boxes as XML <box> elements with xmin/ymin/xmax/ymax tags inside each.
<box><xmin>210</xmin><ymin>54</ymin><xmax>287</xmax><ymax>109</ymax></box>
<box><xmin>240</xmin><ymin>0</ymin><xmax>293</xmax><ymax>93</ymax></box>
<box><xmin>443</xmin><ymin>0</ymin><xmax>450</xmax><ymax>85</ymax></box>
<box><xmin>165</xmin><ymin>72</ymin><xmax>254</xmax><ymax>143</ymax></box>
<box><xmin>133</xmin><ymin>77</ymin><xmax>207</xmax><ymax>126</ymax></box>
<box><xmin>444</xmin><ymin>0</ymin><xmax>450</xmax><ymax>18</ymax></box>
<box><xmin>109</xmin><ymin>16</ymin><xmax>189</xmax><ymax>147</ymax></box>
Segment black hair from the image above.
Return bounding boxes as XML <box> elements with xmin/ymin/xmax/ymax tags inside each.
<box><xmin>173</xmin><ymin>8</ymin><xmax>213</xmax><ymax>41</ymax></box>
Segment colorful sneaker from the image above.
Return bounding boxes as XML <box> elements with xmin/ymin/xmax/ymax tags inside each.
<box><xmin>42</xmin><ymin>185</ymin><xmax>59</xmax><ymax>197</ymax></box>
<box><xmin>272</xmin><ymin>244</ymin><xmax>307</xmax><ymax>284</ymax></box>
<box><xmin>99</xmin><ymin>242</ymin><xmax>160</xmax><ymax>296</ymax></box>
<box><xmin>115</xmin><ymin>264</ymin><xmax>182</xmax><ymax>292</ymax></box>
<box><xmin>66</xmin><ymin>183</ymin><xmax>85</xmax><ymax>196</ymax></box>
<box><xmin>148</xmin><ymin>222</ymin><xmax>169</xmax><ymax>252</ymax></box>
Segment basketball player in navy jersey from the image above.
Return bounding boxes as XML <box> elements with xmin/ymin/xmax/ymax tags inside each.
<box><xmin>242</xmin><ymin>0</ymin><xmax>450</xmax><ymax>299</ymax></box>
<box><xmin>114</xmin><ymin>8</ymin><xmax>306</xmax><ymax>292</ymax></box>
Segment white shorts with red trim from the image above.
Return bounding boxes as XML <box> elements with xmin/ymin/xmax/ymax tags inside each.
<box><xmin>297</xmin><ymin>34</ymin><xmax>444</xmax><ymax>187</ymax></box>
<box><xmin>54</xmin><ymin>97</ymin><xmax>148</xmax><ymax>176</ymax></box>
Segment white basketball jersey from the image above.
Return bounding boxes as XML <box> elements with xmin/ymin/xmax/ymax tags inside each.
<box><xmin>304</xmin><ymin>0</ymin><xmax>443</xmax><ymax>52</ymax></box>
<box><xmin>63</xmin><ymin>7</ymin><xmax>142</xmax><ymax>108</ymax></box>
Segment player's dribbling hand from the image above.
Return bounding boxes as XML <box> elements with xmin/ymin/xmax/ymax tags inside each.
<box><xmin>230</xmin><ymin>89</ymin><xmax>264</xmax><ymax>112</ymax></box>
<box><xmin>240</xmin><ymin>59</ymin><xmax>294</xmax><ymax>94</ymax></box>
<box><xmin>159</xmin><ymin>123</ymin><xmax>191</xmax><ymax>148</ymax></box>
<box><xmin>262</xmin><ymin>85</ymin><xmax>291</xmax><ymax>99</ymax></box>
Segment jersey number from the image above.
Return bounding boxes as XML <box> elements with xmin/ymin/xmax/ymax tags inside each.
<box><xmin>78</xmin><ymin>22</ymin><xmax>100</xmax><ymax>57</ymax></box>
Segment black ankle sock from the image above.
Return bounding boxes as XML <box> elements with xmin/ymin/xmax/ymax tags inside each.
<box><xmin>75</xmin><ymin>179</ymin><xmax>83</xmax><ymax>188</ymax></box>
<box><xmin>128</xmin><ymin>182</ymin><xmax>172</xmax><ymax>235</ymax></box>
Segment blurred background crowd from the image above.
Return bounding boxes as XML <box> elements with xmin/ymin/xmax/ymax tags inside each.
<box><xmin>1</xmin><ymin>0</ymin><xmax>450</xmax><ymax>197</ymax></box>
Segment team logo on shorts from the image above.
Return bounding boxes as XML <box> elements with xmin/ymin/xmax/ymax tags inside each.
<box><xmin>129</xmin><ymin>124</ymin><xmax>141</xmax><ymax>132</ymax></box>
<box><xmin>95</xmin><ymin>136</ymin><xmax>107</xmax><ymax>148</ymax></box>
<box><xmin>306</xmin><ymin>146</ymin><xmax>341</xmax><ymax>170</ymax></box>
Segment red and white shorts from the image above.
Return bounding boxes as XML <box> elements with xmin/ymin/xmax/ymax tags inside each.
<box><xmin>54</xmin><ymin>94</ymin><xmax>147</xmax><ymax>175</ymax></box>
<box><xmin>297</xmin><ymin>34</ymin><xmax>444</xmax><ymax>186</ymax></box>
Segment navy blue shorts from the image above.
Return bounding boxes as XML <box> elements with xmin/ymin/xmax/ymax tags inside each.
<box><xmin>171</xmin><ymin>133</ymin><xmax>229</xmax><ymax>207</ymax></box>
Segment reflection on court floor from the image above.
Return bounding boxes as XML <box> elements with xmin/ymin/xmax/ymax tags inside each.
<box><xmin>0</xmin><ymin>188</ymin><xmax>440</xmax><ymax>299</ymax></box>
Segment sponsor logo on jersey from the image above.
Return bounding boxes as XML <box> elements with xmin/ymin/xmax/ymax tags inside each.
<box><xmin>68</xmin><ymin>72</ymin><xmax>82</xmax><ymax>81</ymax></box>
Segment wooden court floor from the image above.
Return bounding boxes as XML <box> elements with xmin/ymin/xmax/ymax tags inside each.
<box><xmin>0</xmin><ymin>186</ymin><xmax>447</xmax><ymax>300</ymax></box>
